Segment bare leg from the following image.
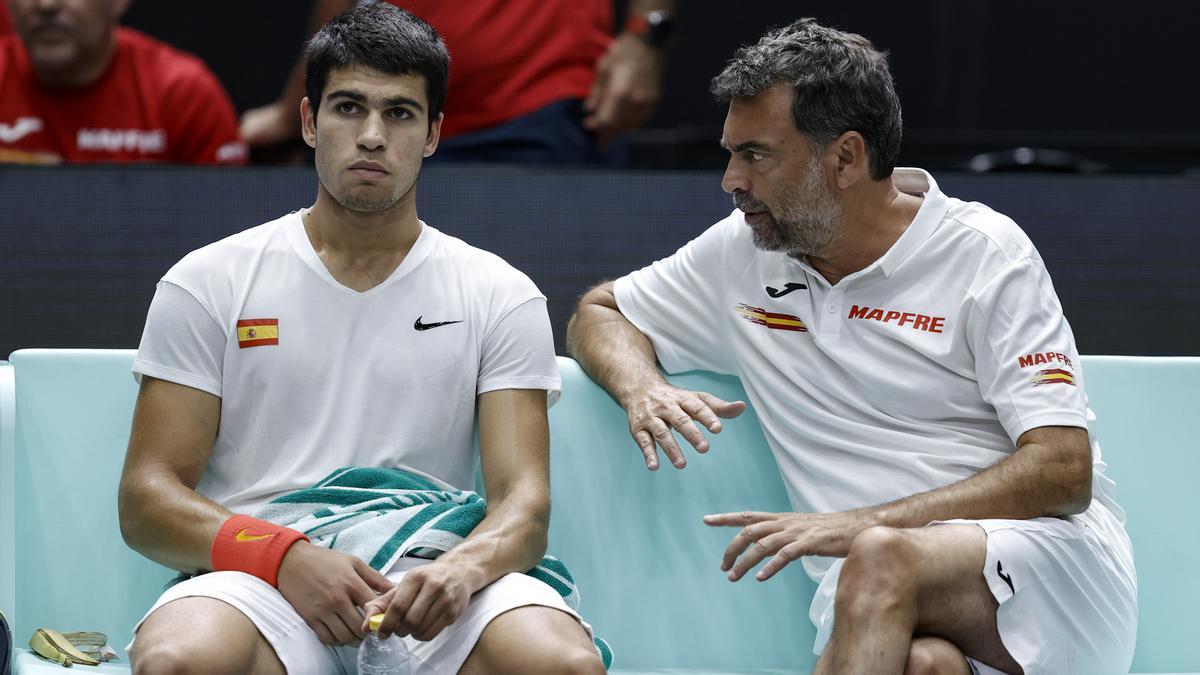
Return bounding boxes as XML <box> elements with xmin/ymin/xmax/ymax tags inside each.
<box><xmin>904</xmin><ymin>636</ymin><xmax>972</xmax><ymax>675</ymax></box>
<box><xmin>458</xmin><ymin>605</ymin><xmax>605</xmax><ymax>675</ymax></box>
<box><xmin>814</xmin><ymin>525</ymin><xmax>1023</xmax><ymax>675</ymax></box>
<box><xmin>130</xmin><ymin>597</ymin><xmax>285</xmax><ymax>675</ymax></box>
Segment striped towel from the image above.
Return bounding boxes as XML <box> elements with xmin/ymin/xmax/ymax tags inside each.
<box><xmin>256</xmin><ymin>466</ymin><xmax>612</xmax><ymax>668</ymax></box>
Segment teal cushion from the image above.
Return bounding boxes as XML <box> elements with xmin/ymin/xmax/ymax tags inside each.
<box><xmin>1081</xmin><ymin>356</ymin><xmax>1200</xmax><ymax>674</ymax></box>
<box><xmin>5</xmin><ymin>350</ymin><xmax>1197</xmax><ymax>674</ymax></box>
<box><xmin>7</xmin><ymin>350</ymin><xmax>172</xmax><ymax>668</ymax></box>
<box><xmin>547</xmin><ymin>357</ymin><xmax>818</xmax><ymax>670</ymax></box>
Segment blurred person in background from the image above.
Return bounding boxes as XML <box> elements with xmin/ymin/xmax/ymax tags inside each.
<box><xmin>0</xmin><ymin>0</ymin><xmax>246</xmax><ymax>164</ymax></box>
<box><xmin>241</xmin><ymin>0</ymin><xmax>675</xmax><ymax>164</ymax></box>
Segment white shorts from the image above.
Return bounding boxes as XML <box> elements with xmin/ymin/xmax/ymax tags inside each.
<box><xmin>129</xmin><ymin>557</ymin><xmax>594</xmax><ymax>675</ymax></box>
<box><xmin>810</xmin><ymin>502</ymin><xmax>1137</xmax><ymax>675</ymax></box>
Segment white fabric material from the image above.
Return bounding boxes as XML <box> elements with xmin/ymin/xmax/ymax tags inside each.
<box><xmin>133</xmin><ymin>210</ymin><xmax>560</xmax><ymax>515</ymax></box>
<box><xmin>128</xmin><ymin>558</ymin><xmax>592</xmax><ymax>675</ymax></box>
<box><xmin>614</xmin><ymin>168</ymin><xmax>1134</xmax><ymax>671</ymax></box>
<box><xmin>810</xmin><ymin>507</ymin><xmax>1136</xmax><ymax>675</ymax></box>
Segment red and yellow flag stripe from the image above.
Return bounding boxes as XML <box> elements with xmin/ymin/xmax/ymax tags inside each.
<box><xmin>1032</xmin><ymin>368</ymin><xmax>1075</xmax><ymax>386</ymax></box>
<box><xmin>237</xmin><ymin>318</ymin><xmax>279</xmax><ymax>348</ymax></box>
<box><xmin>736</xmin><ymin>304</ymin><xmax>807</xmax><ymax>332</ymax></box>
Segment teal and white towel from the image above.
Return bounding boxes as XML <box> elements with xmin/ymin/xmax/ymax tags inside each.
<box><xmin>256</xmin><ymin>466</ymin><xmax>612</xmax><ymax>668</ymax></box>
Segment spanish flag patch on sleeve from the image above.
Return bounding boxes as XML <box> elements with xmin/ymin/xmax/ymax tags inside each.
<box><xmin>1032</xmin><ymin>368</ymin><xmax>1075</xmax><ymax>386</ymax></box>
<box><xmin>237</xmin><ymin>318</ymin><xmax>279</xmax><ymax>348</ymax></box>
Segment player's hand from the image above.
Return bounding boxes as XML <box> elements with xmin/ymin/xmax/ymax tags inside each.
<box><xmin>583</xmin><ymin>32</ymin><xmax>665</xmax><ymax>148</ymax></box>
<box><xmin>276</xmin><ymin>541</ymin><xmax>393</xmax><ymax>646</ymax></box>
<box><xmin>239</xmin><ymin>101</ymin><xmax>302</xmax><ymax>148</ymax></box>
<box><xmin>361</xmin><ymin>561</ymin><xmax>481</xmax><ymax>641</ymax></box>
<box><xmin>623</xmin><ymin>382</ymin><xmax>745</xmax><ymax>470</ymax></box>
<box><xmin>703</xmin><ymin>510</ymin><xmax>873</xmax><ymax>581</ymax></box>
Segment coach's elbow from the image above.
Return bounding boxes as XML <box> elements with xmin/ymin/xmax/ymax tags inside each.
<box><xmin>1053</xmin><ymin>447</ymin><xmax>1094</xmax><ymax>515</ymax></box>
<box><xmin>566</xmin><ymin>280</ymin><xmax>617</xmax><ymax>357</ymax></box>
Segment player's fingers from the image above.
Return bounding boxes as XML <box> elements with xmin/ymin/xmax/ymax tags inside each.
<box><xmin>401</xmin><ymin>583</ymin><xmax>438</xmax><ymax>633</ymax></box>
<box><xmin>308</xmin><ymin>619</ymin><xmax>337</xmax><ymax>646</ymax></box>
<box><xmin>419</xmin><ymin>611</ymin><xmax>456</xmax><ymax>642</ymax></box>
<box><xmin>379</xmin><ymin>576</ymin><xmax>421</xmax><ymax>637</ymax></box>
<box><xmin>413</xmin><ymin>595</ymin><xmax>451</xmax><ymax>641</ymax></box>
<box><xmin>336</xmin><ymin>599</ymin><xmax>368</xmax><ymax>641</ymax></box>
<box><xmin>323</xmin><ymin>612</ymin><xmax>359</xmax><ymax>646</ymax></box>
<box><xmin>355</xmin><ymin>558</ymin><xmax>394</xmax><ymax>596</ymax></box>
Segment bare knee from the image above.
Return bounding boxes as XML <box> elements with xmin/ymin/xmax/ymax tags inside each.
<box><xmin>547</xmin><ymin>646</ymin><xmax>607</xmax><ymax>675</ymax></box>
<box><xmin>131</xmin><ymin>598</ymin><xmax>282</xmax><ymax>675</ymax></box>
<box><xmin>131</xmin><ymin>639</ymin><xmax>193</xmax><ymax>675</ymax></box>
<box><xmin>904</xmin><ymin>637</ymin><xmax>971</xmax><ymax>675</ymax></box>
<box><xmin>837</xmin><ymin>526</ymin><xmax>920</xmax><ymax>614</ymax></box>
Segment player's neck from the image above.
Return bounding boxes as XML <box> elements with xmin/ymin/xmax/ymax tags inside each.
<box><xmin>303</xmin><ymin>188</ymin><xmax>422</xmax><ymax>292</ymax></box>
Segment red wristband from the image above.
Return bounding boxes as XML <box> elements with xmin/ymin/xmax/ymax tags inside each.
<box><xmin>211</xmin><ymin>515</ymin><xmax>309</xmax><ymax>587</ymax></box>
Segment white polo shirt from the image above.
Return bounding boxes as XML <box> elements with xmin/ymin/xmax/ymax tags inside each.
<box><xmin>614</xmin><ymin>168</ymin><xmax>1122</xmax><ymax>582</ymax></box>
<box><xmin>134</xmin><ymin>211</ymin><xmax>560</xmax><ymax>515</ymax></box>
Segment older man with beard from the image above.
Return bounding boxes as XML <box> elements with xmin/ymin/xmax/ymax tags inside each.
<box><xmin>567</xmin><ymin>17</ymin><xmax>1136</xmax><ymax>675</ymax></box>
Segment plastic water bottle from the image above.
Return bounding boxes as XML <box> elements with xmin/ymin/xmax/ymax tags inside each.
<box><xmin>358</xmin><ymin>614</ymin><xmax>413</xmax><ymax>675</ymax></box>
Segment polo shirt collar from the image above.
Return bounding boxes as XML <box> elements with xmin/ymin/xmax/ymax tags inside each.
<box><xmin>875</xmin><ymin>167</ymin><xmax>949</xmax><ymax>277</ymax></box>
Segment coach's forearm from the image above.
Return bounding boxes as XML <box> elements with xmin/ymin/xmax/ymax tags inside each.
<box><xmin>567</xmin><ymin>280</ymin><xmax>666</xmax><ymax>406</ymax></box>
<box><xmin>861</xmin><ymin>426</ymin><xmax>1094</xmax><ymax>528</ymax></box>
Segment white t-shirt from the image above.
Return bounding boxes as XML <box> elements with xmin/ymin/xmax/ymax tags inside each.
<box><xmin>615</xmin><ymin>168</ymin><xmax>1122</xmax><ymax>582</ymax></box>
<box><xmin>134</xmin><ymin>210</ymin><xmax>560</xmax><ymax>515</ymax></box>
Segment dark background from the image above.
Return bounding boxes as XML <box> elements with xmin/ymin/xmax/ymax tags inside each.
<box><xmin>2</xmin><ymin>166</ymin><xmax>1197</xmax><ymax>358</ymax></box>
<box><xmin>122</xmin><ymin>0</ymin><xmax>1200</xmax><ymax>173</ymax></box>
<box><xmin>3</xmin><ymin>2</ymin><xmax>1198</xmax><ymax>358</ymax></box>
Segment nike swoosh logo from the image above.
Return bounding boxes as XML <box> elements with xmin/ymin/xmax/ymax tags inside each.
<box><xmin>235</xmin><ymin>529</ymin><xmax>276</xmax><ymax>543</ymax></box>
<box><xmin>997</xmin><ymin>560</ymin><xmax>1014</xmax><ymax>593</ymax></box>
<box><xmin>765</xmin><ymin>282</ymin><xmax>807</xmax><ymax>298</ymax></box>
<box><xmin>414</xmin><ymin>316</ymin><xmax>464</xmax><ymax>331</ymax></box>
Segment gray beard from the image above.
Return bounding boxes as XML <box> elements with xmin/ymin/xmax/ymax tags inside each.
<box><xmin>736</xmin><ymin>161</ymin><xmax>842</xmax><ymax>256</ymax></box>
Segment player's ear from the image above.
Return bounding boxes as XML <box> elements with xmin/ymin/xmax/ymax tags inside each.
<box><xmin>423</xmin><ymin>112</ymin><xmax>443</xmax><ymax>158</ymax></box>
<box><xmin>301</xmin><ymin>97</ymin><xmax>317</xmax><ymax>150</ymax></box>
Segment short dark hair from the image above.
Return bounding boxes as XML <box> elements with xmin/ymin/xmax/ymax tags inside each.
<box><xmin>304</xmin><ymin>3</ymin><xmax>450</xmax><ymax>124</ymax></box>
<box><xmin>710</xmin><ymin>18</ymin><xmax>902</xmax><ymax>180</ymax></box>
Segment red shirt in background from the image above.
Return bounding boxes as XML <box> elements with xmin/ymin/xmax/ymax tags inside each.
<box><xmin>396</xmin><ymin>0</ymin><xmax>611</xmax><ymax>138</ymax></box>
<box><xmin>0</xmin><ymin>27</ymin><xmax>246</xmax><ymax>165</ymax></box>
<box><xmin>0</xmin><ymin>4</ymin><xmax>11</xmax><ymax>37</ymax></box>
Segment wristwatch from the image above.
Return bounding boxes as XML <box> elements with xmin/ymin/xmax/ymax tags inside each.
<box><xmin>624</xmin><ymin>10</ymin><xmax>675</xmax><ymax>48</ymax></box>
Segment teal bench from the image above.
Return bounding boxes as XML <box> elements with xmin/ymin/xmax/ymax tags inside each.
<box><xmin>1</xmin><ymin>349</ymin><xmax>1196</xmax><ymax>673</ymax></box>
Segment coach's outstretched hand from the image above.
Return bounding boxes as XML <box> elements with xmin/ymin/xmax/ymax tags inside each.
<box><xmin>703</xmin><ymin>510</ymin><xmax>872</xmax><ymax>582</ymax></box>
<box><xmin>624</xmin><ymin>382</ymin><xmax>746</xmax><ymax>470</ymax></box>
<box><xmin>277</xmin><ymin>542</ymin><xmax>393</xmax><ymax>646</ymax></box>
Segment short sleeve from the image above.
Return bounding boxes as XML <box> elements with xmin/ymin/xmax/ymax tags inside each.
<box><xmin>132</xmin><ymin>280</ymin><xmax>226</xmax><ymax>396</ymax></box>
<box><xmin>613</xmin><ymin>217</ymin><xmax>737</xmax><ymax>375</ymax></box>
<box><xmin>478</xmin><ymin>297</ymin><xmax>561</xmax><ymax>405</ymax></box>
<box><xmin>968</xmin><ymin>257</ymin><xmax>1088</xmax><ymax>442</ymax></box>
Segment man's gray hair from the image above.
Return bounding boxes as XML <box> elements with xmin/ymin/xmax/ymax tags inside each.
<box><xmin>711</xmin><ymin>18</ymin><xmax>902</xmax><ymax>180</ymax></box>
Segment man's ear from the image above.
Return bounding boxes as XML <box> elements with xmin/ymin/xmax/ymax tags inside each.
<box><xmin>423</xmin><ymin>112</ymin><xmax>444</xmax><ymax>158</ymax></box>
<box><xmin>830</xmin><ymin>131</ymin><xmax>869</xmax><ymax>189</ymax></box>
<box><xmin>301</xmin><ymin>97</ymin><xmax>317</xmax><ymax>150</ymax></box>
